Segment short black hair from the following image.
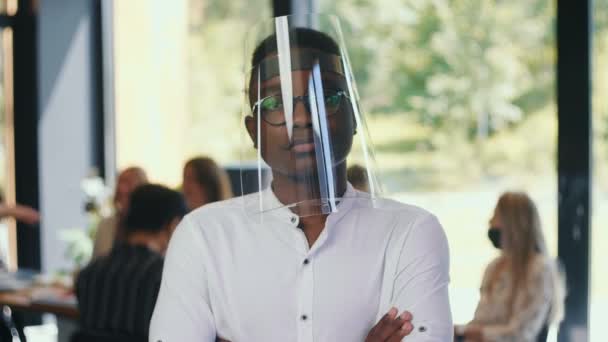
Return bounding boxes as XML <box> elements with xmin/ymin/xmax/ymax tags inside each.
<box><xmin>124</xmin><ymin>184</ymin><xmax>187</xmax><ymax>235</ymax></box>
<box><xmin>251</xmin><ymin>27</ymin><xmax>341</xmax><ymax>68</ymax></box>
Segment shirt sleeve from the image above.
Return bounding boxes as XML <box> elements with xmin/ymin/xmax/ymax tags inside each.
<box><xmin>470</xmin><ymin>258</ymin><xmax>501</xmax><ymax>325</ymax></box>
<box><xmin>149</xmin><ymin>215</ymin><xmax>216</xmax><ymax>342</ymax></box>
<box><xmin>390</xmin><ymin>213</ymin><xmax>453</xmax><ymax>341</ymax></box>
<box><xmin>480</xmin><ymin>260</ymin><xmax>553</xmax><ymax>342</ymax></box>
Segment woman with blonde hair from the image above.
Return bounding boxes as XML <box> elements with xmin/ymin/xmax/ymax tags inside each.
<box><xmin>182</xmin><ymin>156</ymin><xmax>233</xmax><ymax>211</ymax></box>
<box><xmin>457</xmin><ymin>191</ymin><xmax>565</xmax><ymax>342</ymax></box>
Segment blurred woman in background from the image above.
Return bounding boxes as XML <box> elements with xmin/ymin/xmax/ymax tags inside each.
<box><xmin>92</xmin><ymin>167</ymin><xmax>148</xmax><ymax>259</ymax></box>
<box><xmin>182</xmin><ymin>157</ymin><xmax>233</xmax><ymax>211</ymax></box>
<box><xmin>457</xmin><ymin>191</ymin><xmax>565</xmax><ymax>342</ymax></box>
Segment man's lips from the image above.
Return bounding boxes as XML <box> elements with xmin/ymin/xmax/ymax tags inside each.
<box><xmin>291</xmin><ymin>142</ymin><xmax>316</xmax><ymax>153</ymax></box>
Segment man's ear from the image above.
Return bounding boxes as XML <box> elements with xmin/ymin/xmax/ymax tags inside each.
<box><xmin>245</xmin><ymin>116</ymin><xmax>258</xmax><ymax>148</ymax></box>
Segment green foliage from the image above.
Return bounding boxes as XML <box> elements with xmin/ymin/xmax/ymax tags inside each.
<box><xmin>319</xmin><ymin>0</ymin><xmax>559</xmax><ymax>189</ymax></box>
<box><xmin>325</xmin><ymin>0</ymin><xmax>554</xmax><ymax>140</ymax></box>
<box><xmin>185</xmin><ymin>0</ymin><xmax>270</xmax><ymax>164</ymax></box>
<box><xmin>183</xmin><ymin>0</ymin><xmax>608</xmax><ymax>191</ymax></box>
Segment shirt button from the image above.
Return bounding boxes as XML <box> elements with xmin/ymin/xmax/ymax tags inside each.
<box><xmin>419</xmin><ymin>326</ymin><xmax>427</xmax><ymax>333</ymax></box>
<box><xmin>303</xmin><ymin>258</ymin><xmax>310</xmax><ymax>265</ymax></box>
<box><xmin>301</xmin><ymin>314</ymin><xmax>308</xmax><ymax>321</ymax></box>
<box><xmin>291</xmin><ymin>217</ymin><xmax>297</xmax><ymax>224</ymax></box>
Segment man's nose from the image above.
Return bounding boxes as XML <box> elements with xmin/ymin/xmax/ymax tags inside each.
<box><xmin>292</xmin><ymin>97</ymin><xmax>312</xmax><ymax>127</ymax></box>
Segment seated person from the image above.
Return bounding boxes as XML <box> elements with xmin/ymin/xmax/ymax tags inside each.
<box><xmin>75</xmin><ymin>184</ymin><xmax>187</xmax><ymax>338</ymax></box>
<box><xmin>182</xmin><ymin>156</ymin><xmax>233</xmax><ymax>211</ymax></box>
<box><xmin>0</xmin><ymin>196</ymin><xmax>36</xmax><ymax>342</ymax></box>
<box><xmin>347</xmin><ymin>164</ymin><xmax>371</xmax><ymax>192</ymax></box>
<box><xmin>92</xmin><ymin>166</ymin><xmax>148</xmax><ymax>259</ymax></box>
<box><xmin>0</xmin><ymin>196</ymin><xmax>39</xmax><ymax>268</ymax></box>
<box><xmin>456</xmin><ymin>192</ymin><xmax>565</xmax><ymax>342</ymax></box>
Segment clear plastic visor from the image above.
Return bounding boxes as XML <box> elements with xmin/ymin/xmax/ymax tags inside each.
<box><xmin>240</xmin><ymin>14</ymin><xmax>382</xmax><ymax>218</ymax></box>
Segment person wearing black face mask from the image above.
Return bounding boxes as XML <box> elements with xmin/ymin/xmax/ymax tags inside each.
<box><xmin>454</xmin><ymin>192</ymin><xmax>566</xmax><ymax>342</ymax></box>
<box><xmin>488</xmin><ymin>223</ymin><xmax>542</xmax><ymax>252</ymax></box>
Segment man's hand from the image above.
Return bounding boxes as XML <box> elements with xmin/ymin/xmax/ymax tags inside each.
<box><xmin>365</xmin><ymin>307</ymin><xmax>414</xmax><ymax>342</ymax></box>
<box><xmin>215</xmin><ymin>308</ymin><xmax>413</xmax><ymax>342</ymax></box>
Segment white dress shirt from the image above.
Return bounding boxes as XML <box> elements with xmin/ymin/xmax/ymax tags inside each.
<box><xmin>150</xmin><ymin>184</ymin><xmax>452</xmax><ymax>341</ymax></box>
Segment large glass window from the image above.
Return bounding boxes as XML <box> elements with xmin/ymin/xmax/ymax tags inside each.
<box><xmin>110</xmin><ymin>1</ymin><xmax>608</xmax><ymax>339</ymax></box>
<box><xmin>114</xmin><ymin>0</ymin><xmax>270</xmax><ymax>186</ymax></box>
<box><xmin>319</xmin><ymin>0</ymin><xmax>557</xmax><ymax>337</ymax></box>
<box><xmin>592</xmin><ymin>1</ymin><xmax>608</xmax><ymax>340</ymax></box>
<box><xmin>0</xmin><ymin>27</ymin><xmax>16</xmax><ymax>270</ymax></box>
<box><xmin>0</xmin><ymin>0</ymin><xmax>17</xmax><ymax>15</ymax></box>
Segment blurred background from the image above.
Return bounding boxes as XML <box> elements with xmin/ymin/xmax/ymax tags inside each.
<box><xmin>0</xmin><ymin>0</ymin><xmax>603</xmax><ymax>341</ymax></box>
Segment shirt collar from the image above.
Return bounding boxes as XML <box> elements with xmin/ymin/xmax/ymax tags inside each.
<box><xmin>255</xmin><ymin>182</ymin><xmax>358</xmax><ymax>224</ymax></box>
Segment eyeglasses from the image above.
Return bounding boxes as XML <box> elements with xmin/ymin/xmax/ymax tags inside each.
<box><xmin>251</xmin><ymin>89</ymin><xmax>350</xmax><ymax>126</ymax></box>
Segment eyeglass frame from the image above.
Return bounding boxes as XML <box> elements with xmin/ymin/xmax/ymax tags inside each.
<box><xmin>251</xmin><ymin>89</ymin><xmax>351</xmax><ymax>126</ymax></box>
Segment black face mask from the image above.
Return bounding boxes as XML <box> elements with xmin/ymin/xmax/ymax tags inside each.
<box><xmin>487</xmin><ymin>227</ymin><xmax>502</xmax><ymax>249</ymax></box>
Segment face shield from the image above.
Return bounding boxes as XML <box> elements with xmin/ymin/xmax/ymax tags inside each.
<box><xmin>240</xmin><ymin>14</ymin><xmax>382</xmax><ymax>219</ymax></box>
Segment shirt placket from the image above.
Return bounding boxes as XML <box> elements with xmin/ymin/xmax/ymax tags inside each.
<box><xmin>291</xmin><ymin>215</ymin><xmax>314</xmax><ymax>342</ymax></box>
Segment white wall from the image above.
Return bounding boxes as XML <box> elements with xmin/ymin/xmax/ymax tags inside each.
<box><xmin>37</xmin><ymin>0</ymin><xmax>97</xmax><ymax>272</ymax></box>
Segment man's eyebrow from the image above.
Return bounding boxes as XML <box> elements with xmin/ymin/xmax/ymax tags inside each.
<box><xmin>252</xmin><ymin>73</ymin><xmax>347</xmax><ymax>95</ymax></box>
<box><xmin>320</xmin><ymin>78</ymin><xmax>343</xmax><ymax>88</ymax></box>
<box><xmin>260</xmin><ymin>85</ymin><xmax>281</xmax><ymax>95</ymax></box>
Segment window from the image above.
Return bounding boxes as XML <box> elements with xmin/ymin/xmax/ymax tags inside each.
<box><xmin>319</xmin><ymin>0</ymin><xmax>557</xmax><ymax>337</ymax></box>
<box><xmin>114</xmin><ymin>0</ymin><xmax>270</xmax><ymax>186</ymax></box>
<box><xmin>0</xmin><ymin>0</ymin><xmax>17</xmax><ymax>15</ymax></box>
<box><xmin>592</xmin><ymin>0</ymin><xmax>608</xmax><ymax>340</ymax></box>
<box><xmin>0</xmin><ymin>25</ymin><xmax>16</xmax><ymax>269</ymax></box>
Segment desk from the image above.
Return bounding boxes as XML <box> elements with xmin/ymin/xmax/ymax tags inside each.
<box><xmin>0</xmin><ymin>285</ymin><xmax>79</xmax><ymax>342</ymax></box>
<box><xmin>0</xmin><ymin>286</ymin><xmax>78</xmax><ymax>319</ymax></box>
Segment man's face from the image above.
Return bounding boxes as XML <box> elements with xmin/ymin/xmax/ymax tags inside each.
<box><xmin>246</xmin><ymin>67</ymin><xmax>355</xmax><ymax>179</ymax></box>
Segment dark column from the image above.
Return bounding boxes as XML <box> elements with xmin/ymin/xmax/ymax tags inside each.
<box><xmin>273</xmin><ymin>0</ymin><xmax>291</xmax><ymax>17</ymax></box>
<box><xmin>557</xmin><ymin>0</ymin><xmax>592</xmax><ymax>340</ymax></box>
<box><xmin>13</xmin><ymin>0</ymin><xmax>41</xmax><ymax>270</ymax></box>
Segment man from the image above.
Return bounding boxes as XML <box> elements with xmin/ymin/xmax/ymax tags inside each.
<box><xmin>92</xmin><ymin>166</ymin><xmax>148</xmax><ymax>258</ymax></box>
<box><xmin>76</xmin><ymin>184</ymin><xmax>186</xmax><ymax>338</ymax></box>
<box><xmin>151</xmin><ymin>18</ymin><xmax>451</xmax><ymax>341</ymax></box>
